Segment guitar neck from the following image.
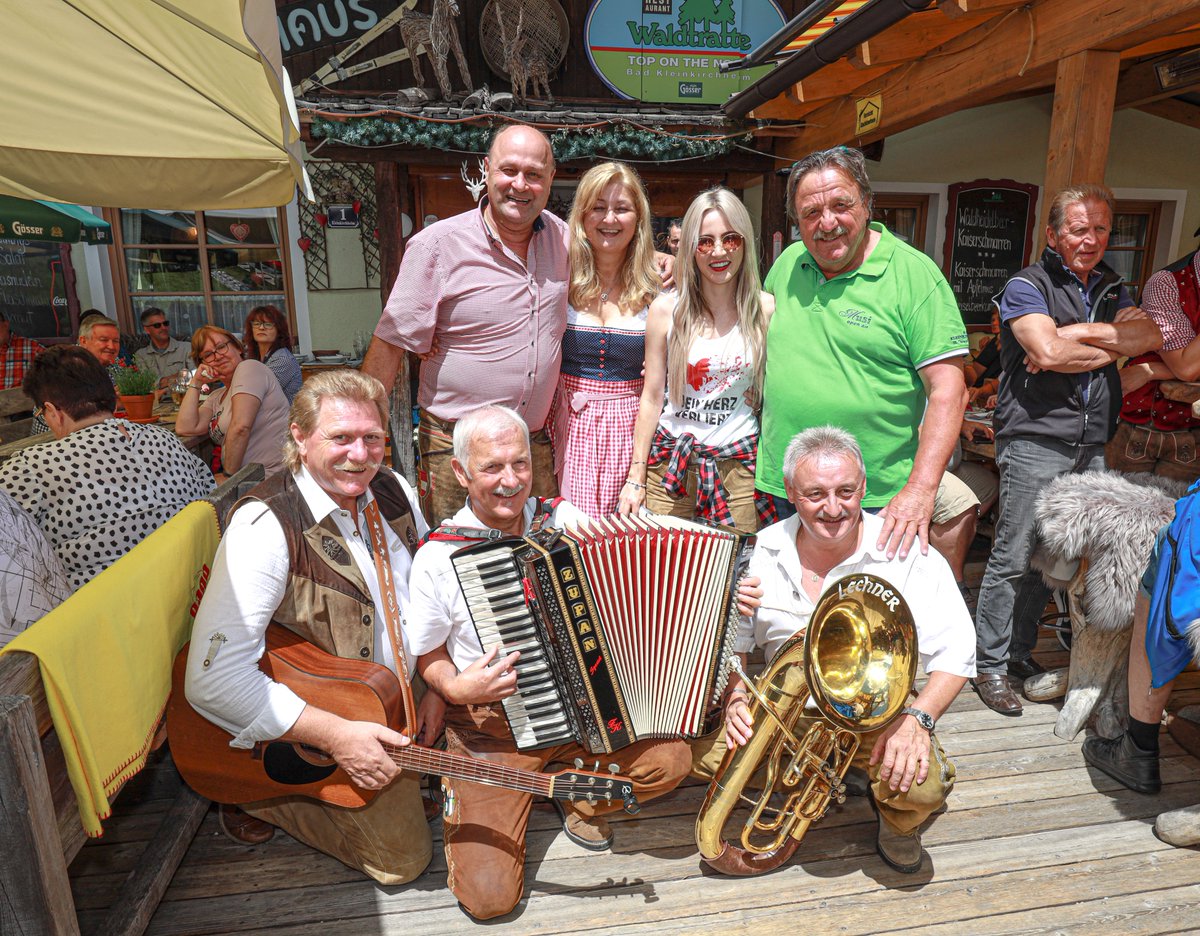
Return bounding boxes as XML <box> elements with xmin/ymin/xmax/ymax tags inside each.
<box><xmin>381</xmin><ymin>742</ymin><xmax>553</xmax><ymax>797</ymax></box>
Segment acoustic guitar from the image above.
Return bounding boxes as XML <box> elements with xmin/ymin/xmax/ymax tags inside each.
<box><xmin>167</xmin><ymin>626</ymin><xmax>638</xmax><ymax>811</ymax></box>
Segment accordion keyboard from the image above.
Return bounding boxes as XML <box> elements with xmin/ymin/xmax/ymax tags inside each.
<box><xmin>453</xmin><ymin>546</ymin><xmax>575</xmax><ymax>749</ymax></box>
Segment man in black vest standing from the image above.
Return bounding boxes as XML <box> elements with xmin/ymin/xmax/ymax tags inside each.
<box><xmin>972</xmin><ymin>184</ymin><xmax>1163</xmax><ymax>715</ymax></box>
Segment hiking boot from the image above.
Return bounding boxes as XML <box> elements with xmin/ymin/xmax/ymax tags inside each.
<box><xmin>552</xmin><ymin>800</ymin><xmax>613</xmax><ymax>851</ymax></box>
<box><xmin>1081</xmin><ymin>732</ymin><xmax>1161</xmax><ymax>794</ymax></box>
<box><xmin>876</xmin><ymin>813</ymin><xmax>924</xmax><ymax>873</ymax></box>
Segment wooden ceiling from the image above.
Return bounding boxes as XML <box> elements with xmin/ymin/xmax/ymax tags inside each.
<box><xmin>750</xmin><ymin>0</ymin><xmax>1200</xmax><ymax>159</ymax></box>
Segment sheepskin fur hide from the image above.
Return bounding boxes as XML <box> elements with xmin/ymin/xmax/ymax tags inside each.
<box><xmin>1030</xmin><ymin>471</ymin><xmax>1186</xmax><ymax>633</ymax></box>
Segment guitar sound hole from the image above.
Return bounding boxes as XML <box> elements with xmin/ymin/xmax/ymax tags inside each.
<box><xmin>262</xmin><ymin>742</ymin><xmax>339</xmax><ymax>786</ymax></box>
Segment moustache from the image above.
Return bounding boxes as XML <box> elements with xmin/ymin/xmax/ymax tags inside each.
<box><xmin>492</xmin><ymin>483</ymin><xmax>525</xmax><ymax>497</ymax></box>
<box><xmin>815</xmin><ymin>511</ymin><xmax>849</xmax><ymax>523</ymax></box>
<box><xmin>814</xmin><ymin>226</ymin><xmax>849</xmax><ymax>241</ymax></box>
<box><xmin>333</xmin><ymin>460</ymin><xmax>382</xmax><ymax>473</ymax></box>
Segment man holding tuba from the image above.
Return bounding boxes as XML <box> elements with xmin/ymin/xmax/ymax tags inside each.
<box><xmin>694</xmin><ymin>426</ymin><xmax>976</xmax><ymax>874</ymax></box>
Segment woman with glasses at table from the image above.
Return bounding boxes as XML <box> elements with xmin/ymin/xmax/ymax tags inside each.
<box><xmin>619</xmin><ymin>188</ymin><xmax>775</xmax><ymax>532</ymax></box>
<box><xmin>243</xmin><ymin>304</ymin><xmax>302</xmax><ymax>403</ymax></box>
<box><xmin>174</xmin><ymin>325</ymin><xmax>290</xmax><ymax>479</ymax></box>
<box><xmin>546</xmin><ymin>161</ymin><xmax>661</xmax><ymax>518</ymax></box>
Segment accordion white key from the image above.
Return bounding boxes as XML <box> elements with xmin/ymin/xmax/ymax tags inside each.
<box><xmin>451</xmin><ymin>514</ymin><xmax>750</xmax><ymax>753</ymax></box>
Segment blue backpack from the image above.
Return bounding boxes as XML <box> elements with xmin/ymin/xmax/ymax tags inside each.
<box><xmin>1147</xmin><ymin>479</ymin><xmax>1200</xmax><ymax>688</ymax></box>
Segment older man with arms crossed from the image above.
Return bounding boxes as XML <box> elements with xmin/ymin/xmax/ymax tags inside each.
<box><xmin>405</xmin><ymin>404</ymin><xmax>692</xmax><ymax>920</ymax></box>
<box><xmin>184</xmin><ymin>370</ymin><xmax>435</xmax><ymax>881</ymax></box>
<box><xmin>972</xmin><ymin>184</ymin><xmax>1163</xmax><ymax>715</ymax></box>
<box><xmin>363</xmin><ymin>126</ymin><xmax>567</xmax><ymax>525</ymax></box>
<box><xmin>695</xmin><ymin>425</ymin><xmax>974</xmax><ymax>874</ymax></box>
<box><xmin>758</xmin><ymin>147</ymin><xmax>969</xmax><ymax>564</ymax></box>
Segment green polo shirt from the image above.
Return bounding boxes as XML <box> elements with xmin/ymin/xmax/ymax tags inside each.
<box><xmin>758</xmin><ymin>223</ymin><xmax>967</xmax><ymax>504</ymax></box>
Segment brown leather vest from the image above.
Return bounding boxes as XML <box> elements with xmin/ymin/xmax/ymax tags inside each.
<box><xmin>234</xmin><ymin>470</ymin><xmax>420</xmax><ymax>662</ymax></box>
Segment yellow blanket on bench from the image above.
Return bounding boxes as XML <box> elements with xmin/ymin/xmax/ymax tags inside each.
<box><xmin>2</xmin><ymin>501</ymin><xmax>220</xmax><ymax>836</ymax></box>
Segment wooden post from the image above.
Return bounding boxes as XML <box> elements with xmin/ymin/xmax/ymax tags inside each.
<box><xmin>375</xmin><ymin>161</ymin><xmax>416</xmax><ymax>483</ymax></box>
<box><xmin>0</xmin><ymin>694</ymin><xmax>79</xmax><ymax>936</ymax></box>
<box><xmin>761</xmin><ymin>167</ymin><xmax>789</xmax><ymax>278</ymax></box>
<box><xmin>1039</xmin><ymin>49</ymin><xmax>1121</xmax><ymax>241</ymax></box>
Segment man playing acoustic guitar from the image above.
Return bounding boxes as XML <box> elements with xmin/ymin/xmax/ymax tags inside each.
<box><xmin>184</xmin><ymin>369</ymin><xmax>436</xmax><ymax>883</ymax></box>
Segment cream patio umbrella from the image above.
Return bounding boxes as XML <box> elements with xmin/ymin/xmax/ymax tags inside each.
<box><xmin>0</xmin><ymin>0</ymin><xmax>310</xmax><ymax>209</ymax></box>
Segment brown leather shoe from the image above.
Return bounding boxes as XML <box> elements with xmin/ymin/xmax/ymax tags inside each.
<box><xmin>218</xmin><ymin>804</ymin><xmax>275</xmax><ymax>845</ymax></box>
<box><xmin>551</xmin><ymin>800</ymin><xmax>613</xmax><ymax>851</ymax></box>
<box><xmin>972</xmin><ymin>673</ymin><xmax>1022</xmax><ymax>715</ymax></box>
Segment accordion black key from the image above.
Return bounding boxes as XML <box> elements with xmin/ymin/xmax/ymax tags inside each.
<box><xmin>451</xmin><ymin>514</ymin><xmax>749</xmax><ymax>753</ymax></box>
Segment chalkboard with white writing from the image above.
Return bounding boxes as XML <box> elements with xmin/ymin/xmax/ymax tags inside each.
<box><xmin>0</xmin><ymin>239</ymin><xmax>75</xmax><ymax>339</ymax></box>
<box><xmin>943</xmin><ymin>179</ymin><xmax>1039</xmax><ymax>326</ymax></box>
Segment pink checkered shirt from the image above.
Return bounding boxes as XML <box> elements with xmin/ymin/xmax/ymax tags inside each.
<box><xmin>376</xmin><ymin>201</ymin><xmax>570</xmax><ymax>430</ymax></box>
<box><xmin>1143</xmin><ymin>251</ymin><xmax>1200</xmax><ymax>352</ymax></box>
<box><xmin>0</xmin><ymin>335</ymin><xmax>45</xmax><ymax>390</ymax></box>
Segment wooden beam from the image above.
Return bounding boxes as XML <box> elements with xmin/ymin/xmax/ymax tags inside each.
<box><xmin>796</xmin><ymin>61</ymin><xmax>893</xmax><ymax>102</ymax></box>
<box><xmin>778</xmin><ymin>0</ymin><xmax>1200</xmax><ymax>159</ymax></box>
<box><xmin>1116</xmin><ymin>56</ymin><xmax>1200</xmax><ymax>109</ymax></box>
<box><xmin>937</xmin><ymin>0</ymin><xmax>1027</xmax><ymax>18</ymax></box>
<box><xmin>751</xmin><ymin>93</ymin><xmax>825</xmax><ymax>121</ymax></box>
<box><xmin>1041</xmin><ymin>50</ymin><xmax>1121</xmax><ymax>234</ymax></box>
<box><xmin>1119</xmin><ymin>29</ymin><xmax>1200</xmax><ymax>60</ymax></box>
<box><xmin>375</xmin><ymin>161</ymin><xmax>415</xmax><ymax>483</ymax></box>
<box><xmin>1138</xmin><ymin>98</ymin><xmax>1200</xmax><ymax>130</ymax></box>
<box><xmin>853</xmin><ymin>9</ymin><xmax>994</xmax><ymax>67</ymax></box>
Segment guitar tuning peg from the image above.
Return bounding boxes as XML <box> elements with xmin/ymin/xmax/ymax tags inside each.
<box><xmin>586</xmin><ymin>793</ymin><xmax>595</xmax><ymax>803</ymax></box>
<box><xmin>574</xmin><ymin>758</ymin><xmax>584</xmax><ymax>769</ymax></box>
<box><xmin>608</xmin><ymin>763</ymin><xmax>620</xmax><ymax>774</ymax></box>
<box><xmin>592</xmin><ymin>760</ymin><xmax>601</xmax><ymax>772</ymax></box>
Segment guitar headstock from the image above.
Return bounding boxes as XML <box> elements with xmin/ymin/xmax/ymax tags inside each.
<box><xmin>548</xmin><ymin>762</ymin><xmax>639</xmax><ymax>814</ymax></box>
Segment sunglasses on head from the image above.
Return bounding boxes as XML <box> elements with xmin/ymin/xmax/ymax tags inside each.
<box><xmin>695</xmin><ymin>232</ymin><xmax>745</xmax><ymax>254</ymax></box>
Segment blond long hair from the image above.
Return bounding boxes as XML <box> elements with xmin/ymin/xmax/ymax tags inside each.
<box><xmin>567</xmin><ymin>162</ymin><xmax>659</xmax><ymax>311</ymax></box>
<box><xmin>668</xmin><ymin>188</ymin><xmax>766</xmax><ymax>409</ymax></box>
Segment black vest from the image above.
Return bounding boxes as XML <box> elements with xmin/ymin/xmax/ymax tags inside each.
<box><xmin>993</xmin><ymin>248</ymin><xmax>1124</xmax><ymax>446</ymax></box>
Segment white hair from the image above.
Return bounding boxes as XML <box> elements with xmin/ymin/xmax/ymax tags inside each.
<box><xmin>782</xmin><ymin>425</ymin><xmax>865</xmax><ymax>482</ymax></box>
<box><xmin>452</xmin><ymin>404</ymin><xmax>531</xmax><ymax>478</ymax></box>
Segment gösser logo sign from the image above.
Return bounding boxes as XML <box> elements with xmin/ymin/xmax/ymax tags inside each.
<box><xmin>585</xmin><ymin>0</ymin><xmax>786</xmax><ymax>106</ymax></box>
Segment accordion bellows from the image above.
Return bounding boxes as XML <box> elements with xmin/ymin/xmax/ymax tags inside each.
<box><xmin>452</xmin><ymin>514</ymin><xmax>747</xmax><ymax>753</ymax></box>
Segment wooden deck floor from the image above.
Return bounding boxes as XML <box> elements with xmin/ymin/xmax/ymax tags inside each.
<box><xmin>70</xmin><ymin>564</ymin><xmax>1200</xmax><ymax>935</ymax></box>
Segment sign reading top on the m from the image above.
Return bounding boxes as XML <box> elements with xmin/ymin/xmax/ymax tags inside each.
<box><xmin>586</xmin><ymin>0</ymin><xmax>786</xmax><ymax>105</ymax></box>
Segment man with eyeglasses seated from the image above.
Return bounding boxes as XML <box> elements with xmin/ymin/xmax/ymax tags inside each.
<box><xmin>133</xmin><ymin>307</ymin><xmax>192</xmax><ymax>387</ymax></box>
<box><xmin>756</xmin><ymin>147</ymin><xmax>968</xmax><ymax>564</ymax></box>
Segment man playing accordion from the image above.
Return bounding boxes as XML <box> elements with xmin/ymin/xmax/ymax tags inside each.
<box><xmin>693</xmin><ymin>426</ymin><xmax>976</xmax><ymax>873</ymax></box>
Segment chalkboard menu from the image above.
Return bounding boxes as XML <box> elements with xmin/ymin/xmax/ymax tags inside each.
<box><xmin>0</xmin><ymin>239</ymin><xmax>75</xmax><ymax>339</ymax></box>
<box><xmin>943</xmin><ymin>179</ymin><xmax>1039</xmax><ymax>325</ymax></box>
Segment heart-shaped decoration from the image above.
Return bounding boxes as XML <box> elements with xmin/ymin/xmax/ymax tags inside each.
<box><xmin>315</xmin><ymin>212</ymin><xmax>328</xmax><ymax>226</ymax></box>
<box><xmin>352</xmin><ymin>199</ymin><xmax>362</xmax><ymax>214</ymax></box>
<box><xmin>298</xmin><ymin>236</ymin><xmax>312</xmax><ymax>252</ymax></box>
<box><xmin>230</xmin><ymin>222</ymin><xmax>251</xmax><ymax>241</ymax></box>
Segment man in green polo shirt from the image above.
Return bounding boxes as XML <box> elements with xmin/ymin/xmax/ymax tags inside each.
<box><xmin>758</xmin><ymin>147</ymin><xmax>968</xmax><ymax>560</ymax></box>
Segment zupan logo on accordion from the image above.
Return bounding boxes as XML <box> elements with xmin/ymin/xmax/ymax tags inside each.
<box><xmin>836</xmin><ymin>576</ymin><xmax>900</xmax><ymax>612</ymax></box>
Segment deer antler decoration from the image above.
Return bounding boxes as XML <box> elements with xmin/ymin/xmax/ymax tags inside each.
<box><xmin>460</xmin><ymin>158</ymin><xmax>487</xmax><ymax>201</ymax></box>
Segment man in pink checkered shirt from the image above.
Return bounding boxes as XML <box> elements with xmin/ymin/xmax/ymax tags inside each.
<box><xmin>363</xmin><ymin>125</ymin><xmax>569</xmax><ymax>526</ymax></box>
<box><xmin>0</xmin><ymin>312</ymin><xmax>45</xmax><ymax>391</ymax></box>
<box><xmin>1109</xmin><ymin>237</ymin><xmax>1200</xmax><ymax>481</ymax></box>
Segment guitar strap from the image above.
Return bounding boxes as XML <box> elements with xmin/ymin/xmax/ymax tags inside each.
<box><xmin>363</xmin><ymin>499</ymin><xmax>417</xmax><ymax>731</ymax></box>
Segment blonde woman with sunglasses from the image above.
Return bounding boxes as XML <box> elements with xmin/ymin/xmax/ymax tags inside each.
<box><xmin>619</xmin><ymin>188</ymin><xmax>775</xmax><ymax>531</ymax></box>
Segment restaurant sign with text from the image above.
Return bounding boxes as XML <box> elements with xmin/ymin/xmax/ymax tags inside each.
<box><xmin>585</xmin><ymin>0</ymin><xmax>786</xmax><ymax>105</ymax></box>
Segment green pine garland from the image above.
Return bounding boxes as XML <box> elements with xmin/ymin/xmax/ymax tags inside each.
<box><xmin>310</xmin><ymin>115</ymin><xmax>745</xmax><ymax>160</ymax></box>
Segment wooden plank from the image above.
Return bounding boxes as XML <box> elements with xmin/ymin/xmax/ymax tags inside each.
<box><xmin>0</xmin><ymin>694</ymin><xmax>79</xmax><ymax>936</ymax></box>
<box><xmin>1119</xmin><ymin>27</ymin><xmax>1200</xmax><ymax>59</ymax></box>
<box><xmin>854</xmin><ymin>9</ymin><xmax>992</xmax><ymax>67</ymax></box>
<box><xmin>1117</xmin><ymin>55</ymin><xmax>1200</xmax><ymax>109</ymax></box>
<box><xmin>1138</xmin><ymin>97</ymin><xmax>1200</xmax><ymax>130</ymax></box>
<box><xmin>937</xmin><ymin>0</ymin><xmax>1027</xmax><ymax>16</ymax></box>
<box><xmin>1041</xmin><ymin>49</ymin><xmax>1121</xmax><ymax>237</ymax></box>
<box><xmin>796</xmin><ymin>61</ymin><xmax>893</xmax><ymax>103</ymax></box>
<box><xmin>778</xmin><ymin>0</ymin><xmax>1200</xmax><ymax>158</ymax></box>
<box><xmin>0</xmin><ymin>387</ymin><xmax>33</xmax><ymax>418</ymax></box>
<box><xmin>92</xmin><ymin>786</ymin><xmax>209</xmax><ymax>936</ymax></box>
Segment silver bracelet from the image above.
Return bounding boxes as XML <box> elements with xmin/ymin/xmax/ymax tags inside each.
<box><xmin>623</xmin><ymin>479</ymin><xmax>644</xmax><ymax>490</ymax></box>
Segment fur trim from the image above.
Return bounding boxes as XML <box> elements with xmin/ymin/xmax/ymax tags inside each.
<box><xmin>1031</xmin><ymin>471</ymin><xmax>1183</xmax><ymax>633</ymax></box>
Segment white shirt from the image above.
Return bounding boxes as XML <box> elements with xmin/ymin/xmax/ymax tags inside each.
<box><xmin>740</xmin><ymin>511</ymin><xmax>976</xmax><ymax>678</ymax></box>
<box><xmin>0</xmin><ymin>488</ymin><xmax>71</xmax><ymax>649</ymax></box>
<box><xmin>184</xmin><ymin>467</ymin><xmax>428</xmax><ymax>748</ymax></box>
<box><xmin>407</xmin><ymin>498</ymin><xmax>587</xmax><ymax>673</ymax></box>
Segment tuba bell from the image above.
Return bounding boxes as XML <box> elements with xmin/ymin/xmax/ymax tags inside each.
<box><xmin>695</xmin><ymin>572</ymin><xmax>917</xmax><ymax>875</ymax></box>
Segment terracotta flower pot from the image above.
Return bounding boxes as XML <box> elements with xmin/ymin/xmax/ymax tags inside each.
<box><xmin>119</xmin><ymin>394</ymin><xmax>155</xmax><ymax>420</ymax></box>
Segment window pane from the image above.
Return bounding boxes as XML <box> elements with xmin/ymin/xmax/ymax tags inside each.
<box><xmin>121</xmin><ymin>209</ymin><xmax>199</xmax><ymax>245</ymax></box>
<box><xmin>212</xmin><ymin>294</ymin><xmax>288</xmax><ymax>335</ymax></box>
<box><xmin>125</xmin><ymin>248</ymin><xmax>202</xmax><ymax>291</ymax></box>
<box><xmin>204</xmin><ymin>208</ymin><xmax>281</xmax><ymax>245</ymax></box>
<box><xmin>1103</xmin><ymin>249</ymin><xmax>1142</xmax><ymax>282</ymax></box>
<box><xmin>208</xmin><ymin>248</ymin><xmax>285</xmax><ymax>292</ymax></box>
<box><xmin>875</xmin><ymin>207</ymin><xmax>917</xmax><ymax>245</ymax></box>
<box><xmin>1110</xmin><ymin>213</ymin><xmax>1148</xmax><ymax>248</ymax></box>
<box><xmin>131</xmin><ymin>296</ymin><xmax>207</xmax><ymax>340</ymax></box>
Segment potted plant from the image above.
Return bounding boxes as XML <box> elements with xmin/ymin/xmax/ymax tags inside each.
<box><xmin>113</xmin><ymin>362</ymin><xmax>158</xmax><ymax>419</ymax></box>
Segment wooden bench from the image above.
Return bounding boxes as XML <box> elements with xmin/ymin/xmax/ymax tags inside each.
<box><xmin>0</xmin><ymin>385</ymin><xmax>36</xmax><ymax>444</ymax></box>
<box><xmin>0</xmin><ymin>463</ymin><xmax>265</xmax><ymax>936</ymax></box>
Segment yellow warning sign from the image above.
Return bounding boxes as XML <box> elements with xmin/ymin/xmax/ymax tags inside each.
<box><xmin>855</xmin><ymin>94</ymin><xmax>882</xmax><ymax>135</ymax></box>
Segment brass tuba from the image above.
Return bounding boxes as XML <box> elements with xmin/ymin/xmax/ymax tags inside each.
<box><xmin>695</xmin><ymin>573</ymin><xmax>917</xmax><ymax>875</ymax></box>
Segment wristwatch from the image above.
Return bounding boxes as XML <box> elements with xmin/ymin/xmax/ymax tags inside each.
<box><xmin>901</xmin><ymin>706</ymin><xmax>935</xmax><ymax>732</ymax></box>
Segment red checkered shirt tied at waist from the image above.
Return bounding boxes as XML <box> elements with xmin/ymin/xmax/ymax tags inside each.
<box><xmin>648</xmin><ymin>426</ymin><xmax>776</xmax><ymax>529</ymax></box>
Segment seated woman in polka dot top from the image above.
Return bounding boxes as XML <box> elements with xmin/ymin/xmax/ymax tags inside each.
<box><xmin>1</xmin><ymin>346</ymin><xmax>215</xmax><ymax>590</ymax></box>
